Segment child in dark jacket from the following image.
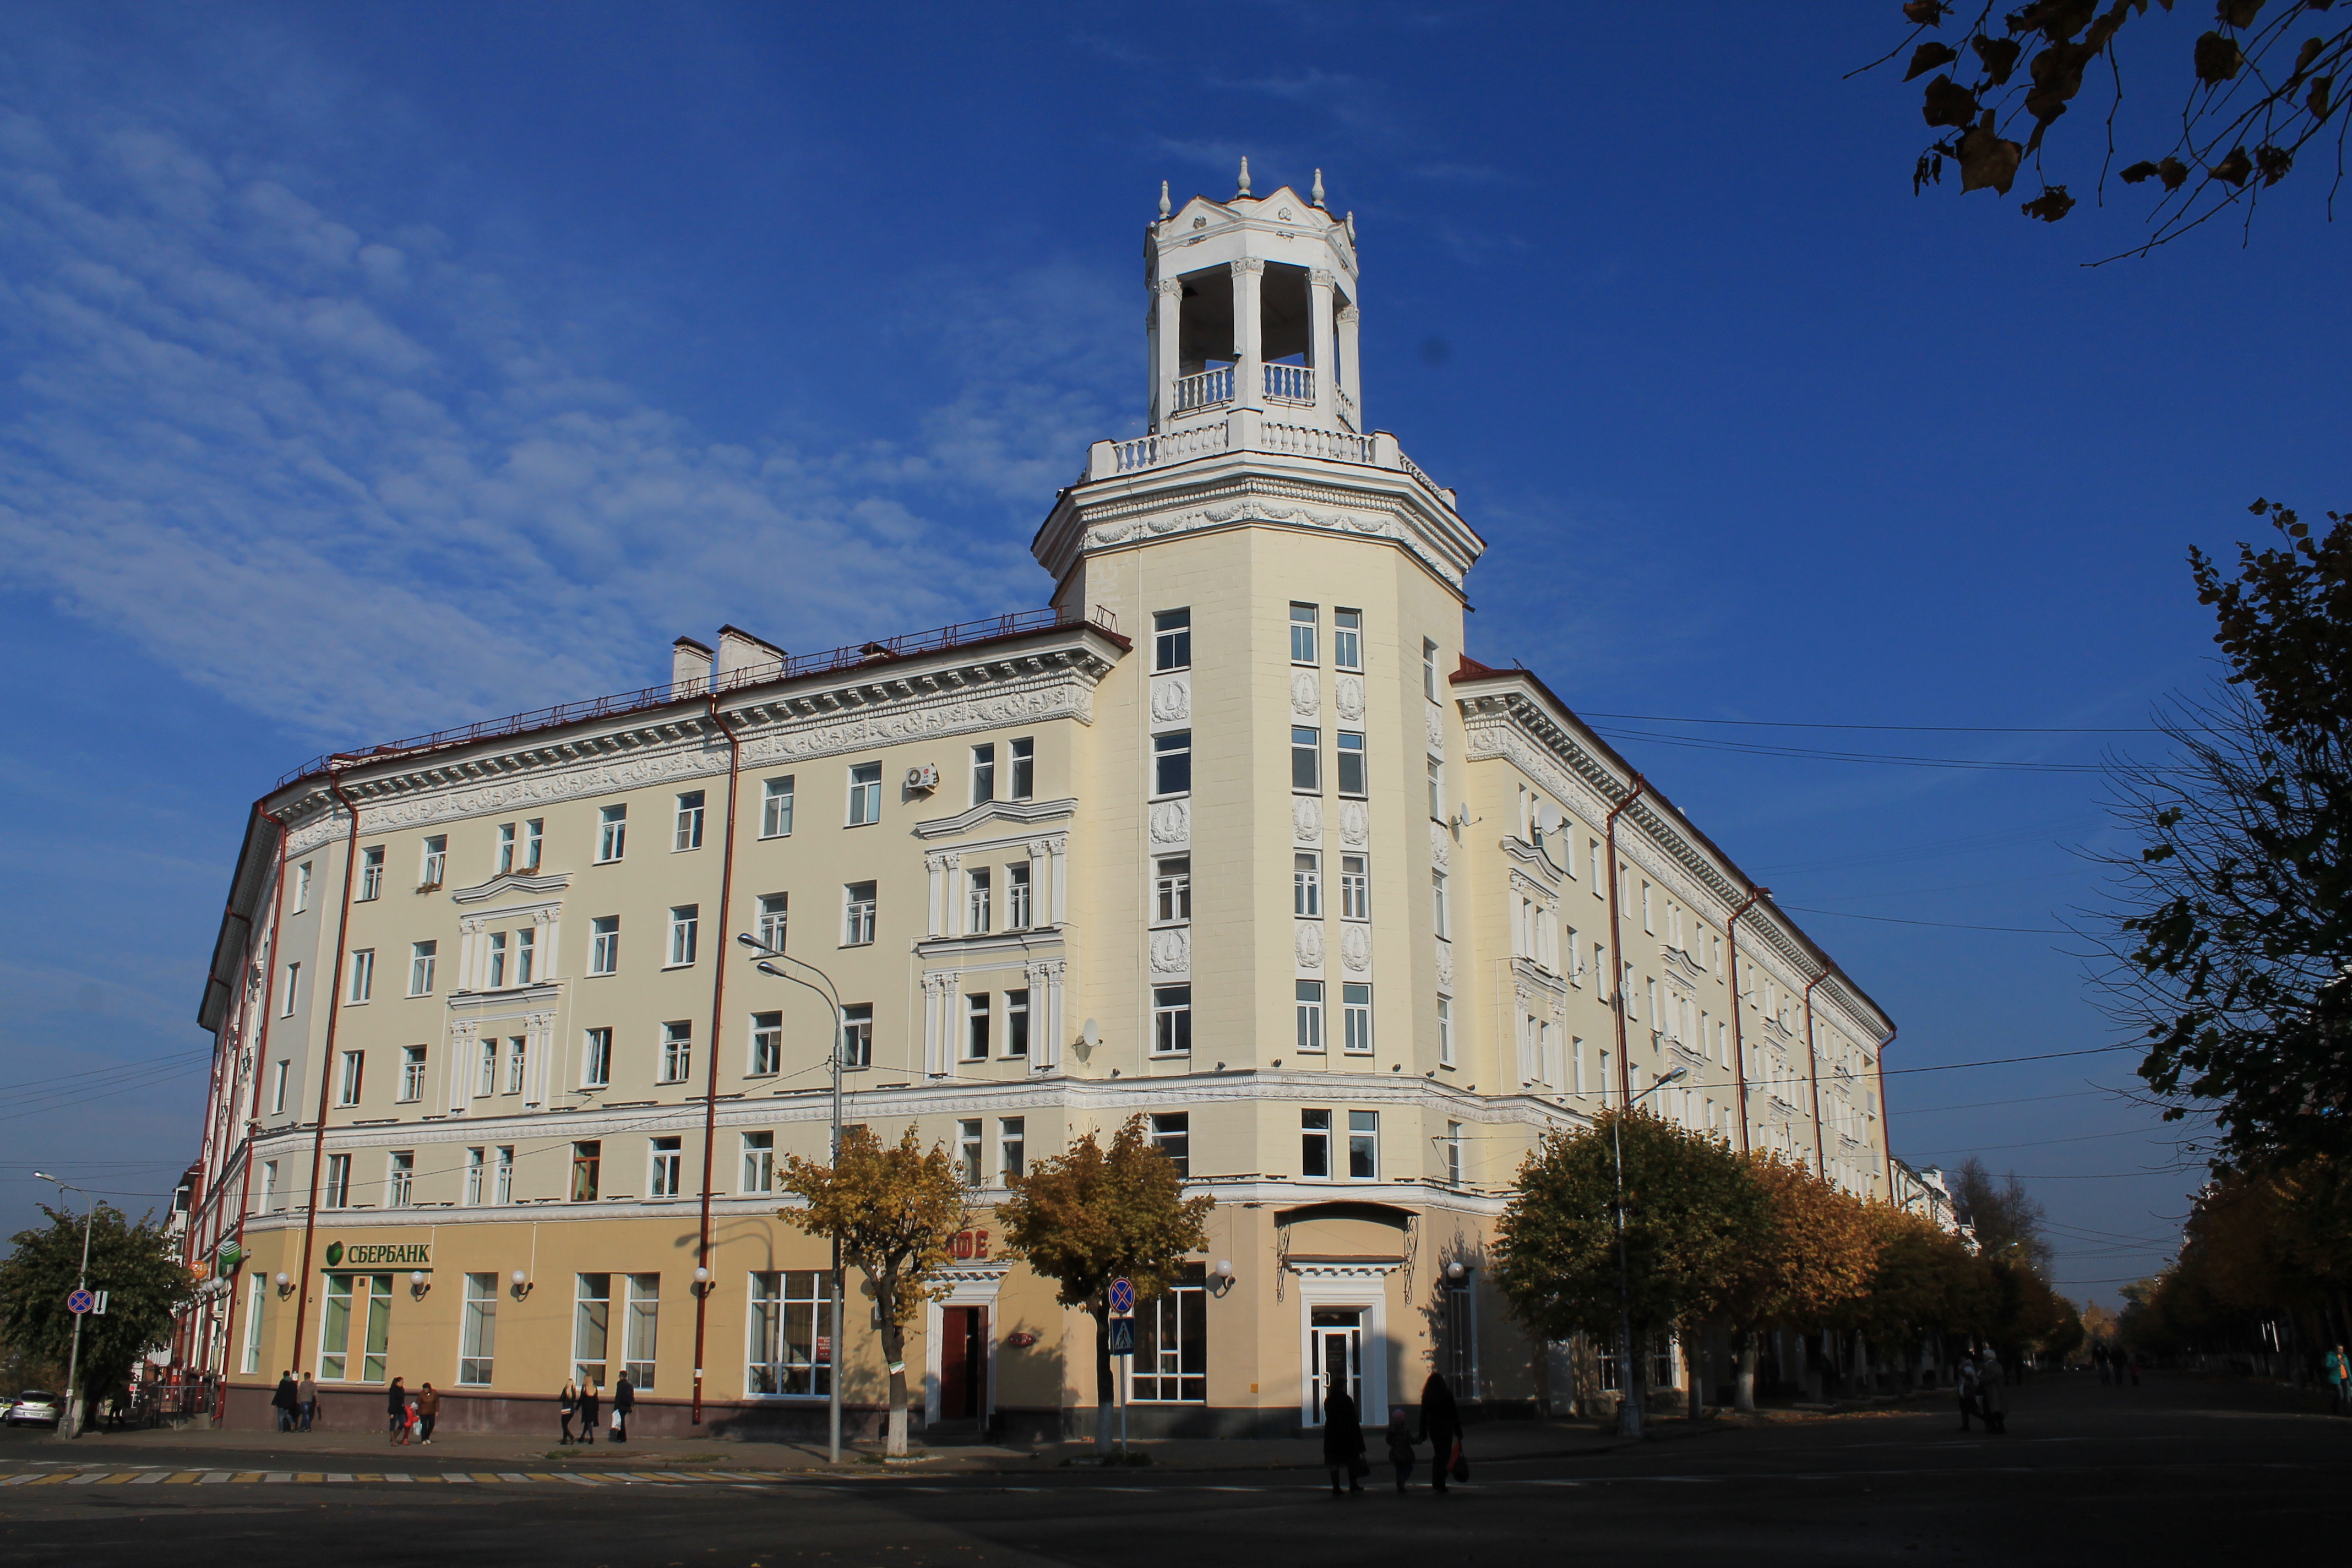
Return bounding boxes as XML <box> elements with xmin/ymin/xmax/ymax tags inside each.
<box><xmin>1385</xmin><ymin>1408</ymin><xmax>1415</xmax><ymax>1493</ymax></box>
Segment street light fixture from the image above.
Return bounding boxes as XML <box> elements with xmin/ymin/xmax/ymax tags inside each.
<box><xmin>33</xmin><ymin>1172</ymin><xmax>96</xmax><ymax>1440</ymax></box>
<box><xmin>1612</xmin><ymin>1066</ymin><xmax>1687</xmax><ymax>1440</ymax></box>
<box><xmin>737</xmin><ymin>930</ymin><xmax>851</xmax><ymax>1466</ymax></box>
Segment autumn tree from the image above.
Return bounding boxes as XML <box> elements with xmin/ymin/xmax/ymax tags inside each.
<box><xmin>1495</xmin><ymin>1109</ymin><xmax>1768</xmax><ymax>1423</ymax></box>
<box><xmin>1856</xmin><ymin>1205</ymin><xmax>1997</xmax><ymax>1380</ymax></box>
<box><xmin>0</xmin><ymin>1203</ymin><xmax>192</xmax><ymax>1426</ymax></box>
<box><xmin>776</xmin><ymin>1124</ymin><xmax>966</xmax><ymax>1456</ymax></box>
<box><xmin>1868</xmin><ymin>1</ymin><xmax>2348</xmax><ymax>253</ymax></box>
<box><xmin>1950</xmin><ymin>1157</ymin><xmax>2056</xmax><ymax>1271</ymax></box>
<box><xmin>995</xmin><ymin>1115</ymin><xmax>1213</xmax><ymax>1450</ymax></box>
<box><xmin>1714</xmin><ymin>1153</ymin><xmax>1883</xmax><ymax>1412</ymax></box>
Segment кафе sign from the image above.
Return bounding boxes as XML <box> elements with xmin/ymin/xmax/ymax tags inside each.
<box><xmin>322</xmin><ymin>1241</ymin><xmax>430</xmax><ymax>1269</ymax></box>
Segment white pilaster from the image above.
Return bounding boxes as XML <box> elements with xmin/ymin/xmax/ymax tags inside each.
<box><xmin>1233</xmin><ymin>257</ymin><xmax>1265</xmax><ymax>410</ymax></box>
<box><xmin>1337</xmin><ymin>303</ymin><xmax>1362</xmax><ymax>428</ymax></box>
<box><xmin>1153</xmin><ymin>277</ymin><xmax>1183</xmax><ymax>433</ymax></box>
<box><xmin>1309</xmin><ymin>268</ymin><xmax>1337</xmax><ymax>423</ymax></box>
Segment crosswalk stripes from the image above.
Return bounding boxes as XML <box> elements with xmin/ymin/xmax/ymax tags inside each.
<box><xmin>0</xmin><ymin>1468</ymin><xmax>796</xmax><ymax>1489</ymax></box>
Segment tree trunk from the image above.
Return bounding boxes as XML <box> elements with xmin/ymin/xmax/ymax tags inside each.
<box><xmin>879</xmin><ymin>1288</ymin><xmax>909</xmax><ymax>1457</ymax></box>
<box><xmin>1090</xmin><ymin>1298</ymin><xmax>1113</xmax><ymax>1452</ymax></box>
<box><xmin>1735</xmin><ymin>1327</ymin><xmax>1758</xmax><ymax>1413</ymax></box>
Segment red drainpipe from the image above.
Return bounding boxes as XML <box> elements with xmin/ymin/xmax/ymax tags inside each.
<box><xmin>690</xmin><ymin>690</ymin><xmax>745</xmax><ymax>1425</ymax></box>
<box><xmin>288</xmin><ymin>767</ymin><xmax>364</xmax><ymax>1384</ymax></box>
<box><xmin>1801</xmin><ymin>972</ymin><xmax>1828</xmax><ymax>1173</ymax></box>
<box><xmin>1723</xmin><ymin>886</ymin><xmax>1766</xmax><ymax>1156</ymax></box>
<box><xmin>1603</xmin><ymin>775</ymin><xmax>1647</xmax><ymax>1106</ymax></box>
<box><xmin>212</xmin><ymin>805</ymin><xmax>291</xmax><ymax>1422</ymax></box>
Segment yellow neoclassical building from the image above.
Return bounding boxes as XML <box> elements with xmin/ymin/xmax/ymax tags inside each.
<box><xmin>178</xmin><ymin>172</ymin><xmax>1894</xmax><ymax>1438</ymax></box>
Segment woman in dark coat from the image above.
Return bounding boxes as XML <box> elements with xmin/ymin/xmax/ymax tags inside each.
<box><xmin>385</xmin><ymin>1378</ymin><xmax>408</xmax><ymax>1445</ymax></box>
<box><xmin>270</xmin><ymin>1373</ymin><xmax>299</xmax><ymax>1433</ymax></box>
<box><xmin>576</xmin><ymin>1379</ymin><xmax>600</xmax><ymax>1446</ymax></box>
<box><xmin>1416</xmin><ymin>1371</ymin><xmax>1462</xmax><ymax>1493</ymax></box>
<box><xmin>558</xmin><ymin>1379</ymin><xmax>578</xmax><ymax>1445</ymax></box>
<box><xmin>1321</xmin><ymin>1387</ymin><xmax>1365</xmax><ymax>1495</ymax></box>
<box><xmin>612</xmin><ymin>1373</ymin><xmax>634</xmax><ymax>1443</ymax></box>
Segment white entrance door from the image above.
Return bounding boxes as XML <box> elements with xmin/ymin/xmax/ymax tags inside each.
<box><xmin>1308</xmin><ymin>1307</ymin><xmax>1363</xmax><ymax>1425</ymax></box>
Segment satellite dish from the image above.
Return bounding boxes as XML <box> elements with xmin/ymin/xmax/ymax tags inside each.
<box><xmin>1081</xmin><ymin>1019</ymin><xmax>1100</xmax><ymax>1048</ymax></box>
<box><xmin>1536</xmin><ymin>802</ymin><xmax>1565</xmax><ymax>836</ymax></box>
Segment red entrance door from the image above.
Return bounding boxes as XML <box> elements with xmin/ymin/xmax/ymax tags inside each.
<box><xmin>939</xmin><ymin>1306</ymin><xmax>987</xmax><ymax>1420</ymax></box>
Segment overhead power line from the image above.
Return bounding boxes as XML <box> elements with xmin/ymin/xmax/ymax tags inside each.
<box><xmin>1578</xmin><ymin>712</ymin><xmax>2184</xmax><ymax>734</ymax></box>
<box><xmin>1776</xmin><ymin>903</ymin><xmax>2071</xmax><ymax>935</ymax></box>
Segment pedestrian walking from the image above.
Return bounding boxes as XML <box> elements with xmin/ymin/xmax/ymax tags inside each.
<box><xmin>2092</xmin><ymin>1343</ymin><xmax>2109</xmax><ymax>1386</ymax></box>
<box><xmin>1416</xmin><ymin>1371</ymin><xmax>1463</xmax><ymax>1493</ymax></box>
<box><xmin>271</xmin><ymin>1371</ymin><xmax>299</xmax><ymax>1433</ymax></box>
<box><xmin>1957</xmin><ymin>1354</ymin><xmax>1980</xmax><ymax>1431</ymax></box>
<box><xmin>1321</xmin><ymin>1385</ymin><xmax>1365</xmax><ymax>1495</ymax></box>
<box><xmin>298</xmin><ymin>1372</ymin><xmax>318</xmax><ymax>1432</ymax></box>
<box><xmin>1384</xmin><ymin>1407</ymin><xmax>1415</xmax><ymax>1493</ymax></box>
<box><xmin>577</xmin><ymin>1380</ymin><xmax>600</xmax><ymax>1446</ymax></box>
<box><xmin>558</xmin><ymin>1379</ymin><xmax>579</xmax><ymax>1444</ymax></box>
<box><xmin>612</xmin><ymin>1371</ymin><xmax>634</xmax><ymax>1443</ymax></box>
<box><xmin>417</xmin><ymin>1382</ymin><xmax>440</xmax><ymax>1445</ymax></box>
<box><xmin>2323</xmin><ymin>1344</ymin><xmax>2349</xmax><ymax>1415</ymax></box>
<box><xmin>1978</xmin><ymin>1353</ymin><xmax>2007</xmax><ymax>1435</ymax></box>
<box><xmin>2127</xmin><ymin>1351</ymin><xmax>2142</xmax><ymax>1387</ymax></box>
<box><xmin>386</xmin><ymin>1378</ymin><xmax>409</xmax><ymax>1445</ymax></box>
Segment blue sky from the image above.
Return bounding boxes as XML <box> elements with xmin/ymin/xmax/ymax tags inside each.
<box><xmin>2</xmin><ymin>2</ymin><xmax>2343</xmax><ymax>1306</ymax></box>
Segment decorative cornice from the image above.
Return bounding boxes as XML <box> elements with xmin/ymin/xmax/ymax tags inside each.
<box><xmin>911</xmin><ymin>796</ymin><xmax>1079</xmax><ymax>841</ymax></box>
<box><xmin>450</xmin><ymin>871</ymin><xmax>572</xmax><ymax>906</ymax></box>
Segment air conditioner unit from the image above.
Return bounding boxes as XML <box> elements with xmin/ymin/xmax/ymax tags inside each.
<box><xmin>906</xmin><ymin>764</ymin><xmax>940</xmax><ymax>792</ymax></box>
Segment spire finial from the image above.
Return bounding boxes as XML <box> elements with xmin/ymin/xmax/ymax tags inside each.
<box><xmin>1237</xmin><ymin>156</ymin><xmax>1251</xmax><ymax>198</ymax></box>
<box><xmin>1311</xmin><ymin>168</ymin><xmax>1326</xmax><ymax>208</ymax></box>
<box><xmin>1158</xmin><ymin>179</ymin><xmax>1171</xmax><ymax>219</ymax></box>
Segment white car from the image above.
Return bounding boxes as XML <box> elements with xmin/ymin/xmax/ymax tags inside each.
<box><xmin>3</xmin><ymin>1391</ymin><xmax>61</xmax><ymax>1427</ymax></box>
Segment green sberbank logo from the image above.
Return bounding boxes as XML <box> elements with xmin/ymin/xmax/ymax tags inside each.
<box><xmin>325</xmin><ymin>1242</ymin><xmax>342</xmax><ymax>1267</ymax></box>
<box><xmin>322</xmin><ymin>1241</ymin><xmax>427</xmax><ymax>1269</ymax></box>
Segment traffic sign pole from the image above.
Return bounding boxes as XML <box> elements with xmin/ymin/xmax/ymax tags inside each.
<box><xmin>62</xmin><ymin>1198</ymin><xmax>95</xmax><ymax>1439</ymax></box>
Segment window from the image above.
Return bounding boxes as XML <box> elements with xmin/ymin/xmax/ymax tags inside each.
<box><xmin>750</xmin><ymin>1010</ymin><xmax>782</xmax><ymax>1076</ymax></box>
<box><xmin>1302</xmin><ymin>1109</ymin><xmax>1331</xmax><ymax>1178</ymax></box>
<box><xmin>1155</xmin><ymin>856</ymin><xmax>1191</xmax><ymax>922</ymax></box>
<box><xmin>336</xmin><ymin>1050</ymin><xmax>363</xmax><ymax>1107</ymax></box>
<box><xmin>1444</xmin><ymin>1276</ymin><xmax>1478</xmax><ymax>1398</ymax></box>
<box><xmin>649</xmin><ymin>1136</ymin><xmax>683</xmax><ymax>1197</ymax></box>
<box><xmin>260</xmin><ymin>1158</ymin><xmax>280</xmax><ymax>1210</ymax></box>
<box><xmin>1006</xmin><ymin>863</ymin><xmax>1032</xmax><ymax>928</ymax></box>
<box><xmin>1131</xmin><ymin>1262</ymin><xmax>1207</xmax><ymax>1403</ymax></box>
<box><xmin>1642</xmin><ymin>881</ymin><xmax>1654</xmax><ymax>935</ymax></box>
<box><xmin>1428</xmin><ymin>758</ymin><xmax>1445</xmax><ymax>821</ymax></box>
<box><xmin>842</xmin><ymin>882</ymin><xmax>876</xmax><ymax>945</ymax></box>
<box><xmin>465</xmin><ymin>1147</ymin><xmax>485</xmax><ymax>1206</ymax></box>
<box><xmin>282</xmin><ymin>961</ymin><xmax>299</xmax><ymax>1016</ymax></box>
<box><xmin>574</xmin><ymin>1274</ymin><xmax>610</xmax><ymax>1386</ymax></box>
<box><xmin>398</xmin><ymin>1046</ymin><xmax>425</xmax><ymax>1102</ymax></box>
<box><xmin>1153</xmin><ymin>608</ymin><xmax>1191</xmax><ymax>672</ymax></box>
<box><xmin>1153</xmin><ymin>731</ymin><xmax>1191</xmax><ymax>796</ymax></box>
<box><xmin>494</xmin><ymin>1146</ymin><xmax>514</xmax><ymax>1204</ymax></box>
<box><xmin>1342</xmin><ymin>983</ymin><xmax>1374</xmax><ymax>1054</ymax></box>
<box><xmin>571</xmin><ymin>1141</ymin><xmax>601</xmax><ymax>1202</ymax></box>
<box><xmin>318</xmin><ymin>1272</ymin><xmax>390</xmax><ymax>1382</ymax></box>
<box><xmin>421</xmin><ymin>837</ymin><xmax>447</xmax><ymax>888</ymax></box>
<box><xmin>295</xmin><ymin>861</ymin><xmax>313</xmax><ymax>913</ymax></box>
<box><xmin>590</xmin><ymin>917</ymin><xmax>619</xmax><ymax>976</ymax></box>
<box><xmin>1574</xmin><ymin>1037</ymin><xmax>1589</xmax><ymax>1095</ymax></box>
<box><xmin>1152</xmin><ymin>986</ymin><xmax>1191</xmax><ymax>1055</ymax></box>
<box><xmin>660</xmin><ymin>1021</ymin><xmax>693</xmax><ymax>1083</ymax></box>
<box><xmin>497</xmin><ymin>821</ymin><xmax>516</xmax><ymax>874</ymax></box>
<box><xmin>965</xmin><ymin>994</ymin><xmax>991</xmax><ymax>1061</ymax></box>
<box><xmin>1423</xmin><ymin>638</ymin><xmax>1440</xmax><ymax>701</ymax></box>
<box><xmin>667</xmin><ymin>905</ymin><xmax>699</xmax><ymax>967</ymax></box>
<box><xmin>1008</xmin><ymin>737</ymin><xmax>1035</xmax><ymax>801</ymax></box>
<box><xmin>1336</xmin><ymin>731</ymin><xmax>1366</xmax><ymax>797</ymax></box>
<box><xmin>523</xmin><ymin>818</ymin><xmax>543</xmax><ymax>871</ymax></box>
<box><xmin>847</xmin><ymin>761</ymin><xmax>882</xmax><ymax>825</ymax></box>
<box><xmin>1333</xmin><ymin>608</ymin><xmax>1362</xmax><ymax>671</ymax></box>
<box><xmin>1292</xmin><ymin>726</ymin><xmax>1321</xmax><ymax>792</ymax></box>
<box><xmin>409</xmin><ymin>941</ymin><xmax>436</xmax><ymax>996</ymax></box>
<box><xmin>971</xmin><ymin>743</ymin><xmax>997</xmax><ymax>804</ymax></box>
<box><xmin>1000</xmin><ymin>1117</ymin><xmax>1026</xmax><ymax>1180</ymax></box>
<box><xmin>504</xmin><ymin>1035</ymin><xmax>526</xmax><ymax>1095</ymax></box>
<box><xmin>748</xmin><ymin>1270</ymin><xmax>833</xmax><ymax>1397</ymax></box>
<box><xmin>959</xmin><ymin>1119</ymin><xmax>984</xmax><ymax>1184</ymax></box>
<box><xmin>459</xmin><ymin>1273</ymin><xmax>498</xmax><ymax>1385</ymax></box>
<box><xmin>1006</xmin><ymin>989</ymin><xmax>1030</xmax><ymax>1058</ymax></box>
<box><xmin>347</xmin><ymin>948</ymin><xmax>374</xmax><ymax>1004</ymax></box>
<box><xmin>597</xmin><ymin>806</ymin><xmax>627</xmax><ymax>863</ymax></box>
<box><xmin>478</xmin><ymin>1034</ymin><xmax>500</xmax><ymax>1097</ymax></box>
<box><xmin>761</xmin><ymin>775</ymin><xmax>796</xmax><ymax>838</ymax></box>
<box><xmin>1348</xmin><ymin>1110</ymin><xmax>1379</xmax><ymax>1179</ymax></box>
<box><xmin>270</xmin><ymin>1059</ymin><xmax>288</xmax><ymax>1114</ymax></box>
<box><xmin>1289</xmin><ymin>601</ymin><xmax>1318</xmax><ymax>663</ymax></box>
<box><xmin>241</xmin><ymin>1272</ymin><xmax>266</xmax><ymax>1374</ymax></box>
<box><xmin>841</xmin><ymin>1004</ymin><xmax>873</xmax><ymax>1068</ymax></box>
<box><xmin>516</xmin><ymin>927</ymin><xmax>536</xmax><ymax>986</ymax></box>
<box><xmin>1432</xmin><ymin>870</ymin><xmax>1451</xmax><ymax>939</ymax></box>
<box><xmin>1438</xmin><ymin>996</ymin><xmax>1455</xmax><ymax>1067</ymax></box>
<box><xmin>742</xmin><ymin>1131</ymin><xmax>775</xmax><ymax>1194</ymax></box>
<box><xmin>624</xmin><ymin>1275</ymin><xmax>659</xmax><ymax>1389</ymax></box>
<box><xmin>674</xmin><ymin>790</ymin><xmax>705</xmax><ymax>852</ymax></box>
<box><xmin>358</xmin><ymin>846</ymin><xmax>383</xmax><ymax>901</ymax></box>
<box><xmin>1590</xmin><ymin>839</ymin><xmax>1605</xmax><ymax>895</ymax></box>
<box><xmin>1446</xmin><ymin>1121</ymin><xmax>1464</xmax><ymax>1186</ymax></box>
<box><xmin>1340</xmin><ymin>854</ymin><xmax>1369</xmax><ymax>920</ymax></box>
<box><xmin>386</xmin><ymin>1151</ymin><xmax>413</xmax><ymax>1207</ymax></box>
<box><xmin>967</xmin><ymin>868</ymin><xmax>992</xmax><ymax>934</ymax></box>
<box><xmin>324</xmin><ymin>1152</ymin><xmax>352</xmax><ymax>1208</ymax></box>
<box><xmin>582</xmin><ymin>1027</ymin><xmax>612</xmax><ymax>1088</ymax></box>
<box><xmin>1150</xmin><ymin>1112</ymin><xmax>1190</xmax><ymax>1178</ymax></box>
<box><xmin>1294</xmin><ymin>852</ymin><xmax>1322</xmax><ymax>917</ymax></box>
<box><xmin>1296</xmin><ymin>980</ymin><xmax>1326</xmax><ymax>1053</ymax></box>
<box><xmin>757</xmin><ymin>893</ymin><xmax>788</xmax><ymax>951</ymax></box>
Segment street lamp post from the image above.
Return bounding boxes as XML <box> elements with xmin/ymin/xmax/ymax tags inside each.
<box><xmin>1610</xmin><ymin>1066</ymin><xmax>1687</xmax><ymax>1440</ymax></box>
<box><xmin>737</xmin><ymin>933</ymin><xmax>848</xmax><ymax>1466</ymax></box>
<box><xmin>34</xmin><ymin>1173</ymin><xmax>97</xmax><ymax>1440</ymax></box>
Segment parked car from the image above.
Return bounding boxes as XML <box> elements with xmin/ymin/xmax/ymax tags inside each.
<box><xmin>4</xmin><ymin>1391</ymin><xmax>62</xmax><ymax>1427</ymax></box>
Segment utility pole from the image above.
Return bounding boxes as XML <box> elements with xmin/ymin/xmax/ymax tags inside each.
<box><xmin>35</xmin><ymin>1173</ymin><xmax>97</xmax><ymax>1440</ymax></box>
<box><xmin>1609</xmin><ymin>1068</ymin><xmax>1686</xmax><ymax>1440</ymax></box>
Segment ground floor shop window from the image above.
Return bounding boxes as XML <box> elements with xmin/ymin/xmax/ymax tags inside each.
<box><xmin>748</xmin><ymin>1270</ymin><xmax>833</xmax><ymax>1397</ymax></box>
<box><xmin>575</xmin><ymin>1273</ymin><xmax>611</xmax><ymax>1387</ymax></box>
<box><xmin>459</xmin><ymin>1272</ymin><xmax>498</xmax><ymax>1385</ymax></box>
<box><xmin>1130</xmin><ymin>1264</ymin><xmax>1206</xmax><ymax>1403</ymax></box>
<box><xmin>1442</xmin><ymin>1276</ymin><xmax>1479</xmax><ymax>1400</ymax></box>
<box><xmin>319</xmin><ymin>1273</ymin><xmax>392</xmax><ymax>1382</ymax></box>
<box><xmin>625</xmin><ymin>1274</ymin><xmax>660</xmax><ymax>1389</ymax></box>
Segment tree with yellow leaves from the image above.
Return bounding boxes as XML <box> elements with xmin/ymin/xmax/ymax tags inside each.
<box><xmin>1713</xmin><ymin>1153</ymin><xmax>1882</xmax><ymax>1412</ymax></box>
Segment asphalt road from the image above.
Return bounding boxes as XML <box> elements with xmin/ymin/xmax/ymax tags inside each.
<box><xmin>2</xmin><ymin>1373</ymin><xmax>2344</xmax><ymax>1567</ymax></box>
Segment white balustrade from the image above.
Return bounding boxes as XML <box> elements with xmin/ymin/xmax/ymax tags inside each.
<box><xmin>1172</xmin><ymin>367</ymin><xmax>1232</xmax><ymax>412</ymax></box>
<box><xmin>1262</xmin><ymin>363</ymin><xmax>1315</xmax><ymax>404</ymax></box>
<box><xmin>1260</xmin><ymin>422</ymin><xmax>1374</xmax><ymax>464</ymax></box>
<box><xmin>1117</xmin><ymin>419</ymin><xmax>1231</xmax><ymax>473</ymax></box>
